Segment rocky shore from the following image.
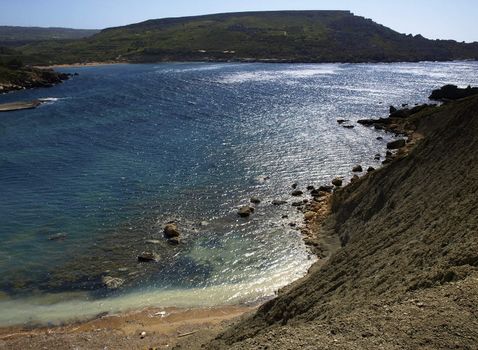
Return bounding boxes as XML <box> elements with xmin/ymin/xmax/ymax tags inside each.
<box><xmin>0</xmin><ymin>66</ymin><xmax>71</xmax><ymax>94</ymax></box>
<box><xmin>206</xmin><ymin>90</ymin><xmax>478</xmax><ymax>349</ymax></box>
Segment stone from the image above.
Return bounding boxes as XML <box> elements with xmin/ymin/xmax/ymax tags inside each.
<box><xmin>352</xmin><ymin>165</ymin><xmax>363</xmax><ymax>172</ymax></box>
<box><xmin>272</xmin><ymin>200</ymin><xmax>287</xmax><ymax>206</ymax></box>
<box><xmin>291</xmin><ymin>190</ymin><xmax>304</xmax><ymax>196</ymax></box>
<box><xmin>332</xmin><ymin>178</ymin><xmax>343</xmax><ymax>187</ymax></box>
<box><xmin>164</xmin><ymin>223</ymin><xmax>180</xmax><ymax>238</ymax></box>
<box><xmin>342</xmin><ymin>125</ymin><xmax>355</xmax><ymax>129</ymax></box>
<box><xmin>374</xmin><ymin>154</ymin><xmax>381</xmax><ymax>160</ymax></box>
<box><xmin>306</xmin><ymin>185</ymin><xmax>315</xmax><ymax>191</ymax></box>
<box><xmin>200</xmin><ymin>221</ymin><xmax>209</xmax><ymax>227</ymax></box>
<box><xmin>376</xmin><ymin>136</ymin><xmax>383</xmax><ymax>140</ymax></box>
<box><xmin>137</xmin><ymin>252</ymin><xmax>160</xmax><ymax>263</ymax></box>
<box><xmin>367</xmin><ymin>167</ymin><xmax>376</xmax><ymax>172</ymax></box>
<box><xmin>238</xmin><ymin>206</ymin><xmax>254</xmax><ymax>217</ymax></box>
<box><xmin>387</xmin><ymin>139</ymin><xmax>406</xmax><ymax>149</ymax></box>
<box><xmin>350</xmin><ymin>175</ymin><xmax>360</xmax><ymax>183</ymax></box>
<box><xmin>102</xmin><ymin>276</ymin><xmax>124</xmax><ymax>289</ymax></box>
<box><xmin>337</xmin><ymin>119</ymin><xmax>349</xmax><ymax>124</ymax></box>
<box><xmin>318</xmin><ymin>185</ymin><xmax>334</xmax><ymax>193</ymax></box>
<box><xmin>292</xmin><ymin>201</ymin><xmax>303</xmax><ymax>207</ymax></box>
<box><xmin>389</xmin><ymin>105</ymin><xmax>397</xmax><ymax>113</ymax></box>
<box><xmin>168</xmin><ymin>237</ymin><xmax>180</xmax><ymax>245</ymax></box>
<box><xmin>292</xmin><ymin>183</ymin><xmax>298</xmax><ymax>189</ymax></box>
<box><xmin>282</xmin><ymin>214</ymin><xmax>289</xmax><ymax>219</ymax></box>
<box><xmin>250</xmin><ymin>196</ymin><xmax>261</xmax><ymax>204</ymax></box>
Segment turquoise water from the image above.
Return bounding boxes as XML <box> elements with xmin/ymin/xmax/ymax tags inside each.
<box><xmin>0</xmin><ymin>61</ymin><xmax>477</xmax><ymax>326</ymax></box>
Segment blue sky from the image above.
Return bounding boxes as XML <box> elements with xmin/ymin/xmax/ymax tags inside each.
<box><xmin>1</xmin><ymin>0</ymin><xmax>477</xmax><ymax>42</ymax></box>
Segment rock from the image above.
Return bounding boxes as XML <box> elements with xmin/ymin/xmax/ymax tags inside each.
<box><xmin>389</xmin><ymin>106</ymin><xmax>397</xmax><ymax>113</ymax></box>
<box><xmin>350</xmin><ymin>175</ymin><xmax>360</xmax><ymax>183</ymax></box>
<box><xmin>304</xmin><ymin>211</ymin><xmax>316</xmax><ymax>221</ymax></box>
<box><xmin>168</xmin><ymin>237</ymin><xmax>180</xmax><ymax>245</ymax></box>
<box><xmin>402</xmin><ymin>103</ymin><xmax>408</xmax><ymax>107</ymax></box>
<box><xmin>376</xmin><ymin>136</ymin><xmax>383</xmax><ymax>140</ymax></box>
<box><xmin>164</xmin><ymin>223</ymin><xmax>180</xmax><ymax>238</ymax></box>
<box><xmin>292</xmin><ymin>183</ymin><xmax>298</xmax><ymax>189</ymax></box>
<box><xmin>292</xmin><ymin>201</ymin><xmax>304</xmax><ymax>207</ymax></box>
<box><xmin>310</xmin><ymin>189</ymin><xmax>327</xmax><ymax>197</ymax></box>
<box><xmin>250</xmin><ymin>197</ymin><xmax>261</xmax><ymax>204</ymax></box>
<box><xmin>291</xmin><ymin>190</ymin><xmax>304</xmax><ymax>197</ymax></box>
<box><xmin>367</xmin><ymin>167</ymin><xmax>376</xmax><ymax>172</ymax></box>
<box><xmin>137</xmin><ymin>252</ymin><xmax>160</xmax><ymax>263</ymax></box>
<box><xmin>238</xmin><ymin>206</ymin><xmax>254</xmax><ymax>217</ymax></box>
<box><xmin>332</xmin><ymin>178</ymin><xmax>343</xmax><ymax>187</ymax></box>
<box><xmin>140</xmin><ymin>331</ymin><xmax>147</xmax><ymax>339</ymax></box>
<box><xmin>48</xmin><ymin>232</ymin><xmax>68</xmax><ymax>241</ymax></box>
<box><xmin>102</xmin><ymin>276</ymin><xmax>124</xmax><ymax>290</ymax></box>
<box><xmin>429</xmin><ymin>84</ymin><xmax>478</xmax><ymax>101</ymax></box>
<box><xmin>374</xmin><ymin>154</ymin><xmax>381</xmax><ymax>160</ymax></box>
<box><xmin>387</xmin><ymin>139</ymin><xmax>406</xmax><ymax>149</ymax></box>
<box><xmin>337</xmin><ymin>119</ymin><xmax>349</xmax><ymax>124</ymax></box>
<box><xmin>282</xmin><ymin>214</ymin><xmax>289</xmax><ymax>219</ymax></box>
<box><xmin>272</xmin><ymin>200</ymin><xmax>287</xmax><ymax>206</ymax></box>
<box><xmin>343</xmin><ymin>125</ymin><xmax>355</xmax><ymax>129</ymax></box>
<box><xmin>318</xmin><ymin>185</ymin><xmax>334</xmax><ymax>193</ymax></box>
<box><xmin>289</xmin><ymin>223</ymin><xmax>297</xmax><ymax>227</ymax></box>
<box><xmin>200</xmin><ymin>221</ymin><xmax>209</xmax><ymax>227</ymax></box>
<box><xmin>306</xmin><ymin>185</ymin><xmax>315</xmax><ymax>191</ymax></box>
<box><xmin>352</xmin><ymin>165</ymin><xmax>363</xmax><ymax>172</ymax></box>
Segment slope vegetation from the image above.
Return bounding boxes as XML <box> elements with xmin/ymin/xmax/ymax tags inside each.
<box><xmin>206</xmin><ymin>95</ymin><xmax>478</xmax><ymax>349</ymax></box>
<box><xmin>0</xmin><ymin>26</ymin><xmax>99</xmax><ymax>47</ymax></box>
<box><xmin>17</xmin><ymin>11</ymin><xmax>478</xmax><ymax>65</ymax></box>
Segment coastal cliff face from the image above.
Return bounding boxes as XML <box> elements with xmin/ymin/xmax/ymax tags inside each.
<box><xmin>205</xmin><ymin>95</ymin><xmax>478</xmax><ymax>349</ymax></box>
<box><xmin>0</xmin><ymin>66</ymin><xmax>69</xmax><ymax>93</ymax></box>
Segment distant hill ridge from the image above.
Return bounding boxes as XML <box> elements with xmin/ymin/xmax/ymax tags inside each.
<box><xmin>0</xmin><ymin>26</ymin><xmax>99</xmax><ymax>47</ymax></box>
<box><xmin>8</xmin><ymin>10</ymin><xmax>478</xmax><ymax>64</ymax></box>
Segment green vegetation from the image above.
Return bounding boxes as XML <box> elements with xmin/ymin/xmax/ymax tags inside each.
<box><xmin>14</xmin><ymin>11</ymin><xmax>478</xmax><ymax>65</ymax></box>
<box><xmin>0</xmin><ymin>26</ymin><xmax>99</xmax><ymax>47</ymax></box>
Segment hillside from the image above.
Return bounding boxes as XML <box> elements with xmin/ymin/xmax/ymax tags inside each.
<box><xmin>0</xmin><ymin>26</ymin><xmax>99</xmax><ymax>47</ymax></box>
<box><xmin>16</xmin><ymin>10</ymin><xmax>478</xmax><ymax>65</ymax></box>
<box><xmin>201</xmin><ymin>94</ymin><xmax>478</xmax><ymax>349</ymax></box>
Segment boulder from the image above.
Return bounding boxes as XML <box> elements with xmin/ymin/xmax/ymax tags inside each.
<box><xmin>238</xmin><ymin>206</ymin><xmax>254</xmax><ymax>217</ymax></box>
<box><xmin>164</xmin><ymin>223</ymin><xmax>180</xmax><ymax>238</ymax></box>
<box><xmin>291</xmin><ymin>190</ymin><xmax>304</xmax><ymax>197</ymax></box>
<box><xmin>102</xmin><ymin>276</ymin><xmax>124</xmax><ymax>290</ymax></box>
<box><xmin>250</xmin><ymin>197</ymin><xmax>261</xmax><ymax>204</ymax></box>
<box><xmin>367</xmin><ymin>167</ymin><xmax>376</xmax><ymax>172</ymax></box>
<box><xmin>332</xmin><ymin>178</ymin><xmax>343</xmax><ymax>187</ymax></box>
<box><xmin>387</xmin><ymin>139</ymin><xmax>406</xmax><ymax>149</ymax></box>
<box><xmin>352</xmin><ymin>165</ymin><xmax>363</xmax><ymax>172</ymax></box>
<box><xmin>318</xmin><ymin>185</ymin><xmax>333</xmax><ymax>193</ymax></box>
<box><xmin>137</xmin><ymin>252</ymin><xmax>160</xmax><ymax>263</ymax></box>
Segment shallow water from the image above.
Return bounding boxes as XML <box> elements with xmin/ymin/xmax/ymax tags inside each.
<box><xmin>0</xmin><ymin>61</ymin><xmax>477</xmax><ymax>326</ymax></box>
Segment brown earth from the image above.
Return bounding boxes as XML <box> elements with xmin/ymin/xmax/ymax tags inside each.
<box><xmin>204</xmin><ymin>95</ymin><xmax>478</xmax><ymax>349</ymax></box>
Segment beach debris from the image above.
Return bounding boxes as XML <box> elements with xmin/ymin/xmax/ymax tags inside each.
<box><xmin>332</xmin><ymin>177</ymin><xmax>343</xmax><ymax>187</ymax></box>
<box><xmin>102</xmin><ymin>276</ymin><xmax>124</xmax><ymax>290</ymax></box>
<box><xmin>140</xmin><ymin>331</ymin><xmax>147</xmax><ymax>339</ymax></box>
<box><xmin>164</xmin><ymin>223</ymin><xmax>180</xmax><ymax>238</ymax></box>
<box><xmin>137</xmin><ymin>252</ymin><xmax>160</xmax><ymax>263</ymax></box>
<box><xmin>152</xmin><ymin>311</ymin><xmax>169</xmax><ymax>318</ymax></box>
<box><xmin>250</xmin><ymin>196</ymin><xmax>261</xmax><ymax>204</ymax></box>
<box><xmin>238</xmin><ymin>206</ymin><xmax>255</xmax><ymax>217</ymax></box>
<box><xmin>352</xmin><ymin>165</ymin><xmax>363</xmax><ymax>172</ymax></box>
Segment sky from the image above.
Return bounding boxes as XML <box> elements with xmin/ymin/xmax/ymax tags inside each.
<box><xmin>0</xmin><ymin>0</ymin><xmax>477</xmax><ymax>42</ymax></box>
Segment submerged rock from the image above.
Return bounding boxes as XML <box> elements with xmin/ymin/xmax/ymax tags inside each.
<box><xmin>291</xmin><ymin>190</ymin><xmax>304</xmax><ymax>197</ymax></box>
<box><xmin>102</xmin><ymin>276</ymin><xmax>125</xmax><ymax>290</ymax></box>
<box><xmin>164</xmin><ymin>223</ymin><xmax>180</xmax><ymax>238</ymax></box>
<box><xmin>250</xmin><ymin>197</ymin><xmax>261</xmax><ymax>204</ymax></box>
<box><xmin>238</xmin><ymin>206</ymin><xmax>255</xmax><ymax>217</ymax></box>
<box><xmin>272</xmin><ymin>200</ymin><xmax>287</xmax><ymax>206</ymax></box>
<box><xmin>137</xmin><ymin>252</ymin><xmax>160</xmax><ymax>263</ymax></box>
<box><xmin>318</xmin><ymin>185</ymin><xmax>334</xmax><ymax>193</ymax></box>
<box><xmin>48</xmin><ymin>232</ymin><xmax>68</xmax><ymax>241</ymax></box>
<box><xmin>168</xmin><ymin>237</ymin><xmax>181</xmax><ymax>245</ymax></box>
<box><xmin>337</xmin><ymin>119</ymin><xmax>349</xmax><ymax>124</ymax></box>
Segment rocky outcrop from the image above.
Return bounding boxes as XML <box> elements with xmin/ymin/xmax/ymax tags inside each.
<box><xmin>238</xmin><ymin>206</ymin><xmax>254</xmax><ymax>217</ymax></box>
<box><xmin>429</xmin><ymin>84</ymin><xmax>478</xmax><ymax>101</ymax></box>
<box><xmin>0</xmin><ymin>67</ymin><xmax>71</xmax><ymax>94</ymax></box>
<box><xmin>137</xmin><ymin>252</ymin><xmax>160</xmax><ymax>262</ymax></box>
<box><xmin>164</xmin><ymin>223</ymin><xmax>180</xmax><ymax>238</ymax></box>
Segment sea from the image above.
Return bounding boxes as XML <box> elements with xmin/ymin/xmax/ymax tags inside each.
<box><xmin>0</xmin><ymin>61</ymin><xmax>477</xmax><ymax>326</ymax></box>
